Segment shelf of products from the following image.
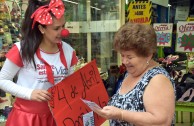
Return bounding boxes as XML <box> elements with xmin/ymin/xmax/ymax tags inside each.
<box><xmin>0</xmin><ymin>1</ymin><xmax>21</xmax><ymax>123</ymax></box>
<box><xmin>0</xmin><ymin>1</ymin><xmax>21</xmax><ymax>68</ymax></box>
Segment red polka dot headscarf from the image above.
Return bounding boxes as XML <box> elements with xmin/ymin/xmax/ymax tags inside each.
<box><xmin>31</xmin><ymin>0</ymin><xmax>65</xmax><ymax>29</ymax></box>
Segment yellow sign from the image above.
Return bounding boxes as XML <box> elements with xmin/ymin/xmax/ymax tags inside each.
<box><xmin>187</xmin><ymin>17</ymin><xmax>194</xmax><ymax>21</ymax></box>
<box><xmin>128</xmin><ymin>1</ymin><xmax>152</xmax><ymax>24</ymax></box>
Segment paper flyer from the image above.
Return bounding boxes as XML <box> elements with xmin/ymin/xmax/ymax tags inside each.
<box><xmin>83</xmin><ymin>111</ymin><xmax>95</xmax><ymax>126</ymax></box>
<box><xmin>81</xmin><ymin>98</ymin><xmax>102</xmax><ymax>111</ymax></box>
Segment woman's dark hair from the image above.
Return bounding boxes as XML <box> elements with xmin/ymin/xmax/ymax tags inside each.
<box><xmin>21</xmin><ymin>0</ymin><xmax>50</xmax><ymax>68</ymax></box>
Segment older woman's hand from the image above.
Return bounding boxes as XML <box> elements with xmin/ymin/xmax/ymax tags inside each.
<box><xmin>93</xmin><ymin>105</ymin><xmax>122</xmax><ymax>120</ymax></box>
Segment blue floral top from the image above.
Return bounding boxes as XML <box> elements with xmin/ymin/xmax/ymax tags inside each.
<box><xmin>108</xmin><ymin>66</ymin><xmax>175</xmax><ymax>126</ymax></box>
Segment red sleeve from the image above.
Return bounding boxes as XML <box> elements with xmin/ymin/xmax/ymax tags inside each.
<box><xmin>71</xmin><ymin>51</ymin><xmax>78</xmax><ymax>66</ymax></box>
<box><xmin>5</xmin><ymin>44</ymin><xmax>23</xmax><ymax>67</ymax></box>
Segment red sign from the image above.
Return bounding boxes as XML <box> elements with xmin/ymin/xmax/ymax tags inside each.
<box><xmin>48</xmin><ymin>60</ymin><xmax>109</xmax><ymax>126</ymax></box>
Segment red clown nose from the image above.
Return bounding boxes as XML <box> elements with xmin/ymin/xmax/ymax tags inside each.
<box><xmin>61</xmin><ymin>29</ymin><xmax>70</xmax><ymax>37</ymax></box>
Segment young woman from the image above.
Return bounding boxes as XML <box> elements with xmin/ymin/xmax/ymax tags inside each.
<box><xmin>0</xmin><ymin>0</ymin><xmax>78</xmax><ymax>125</ymax></box>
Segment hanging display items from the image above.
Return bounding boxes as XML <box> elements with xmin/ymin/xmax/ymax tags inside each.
<box><xmin>10</xmin><ymin>0</ymin><xmax>21</xmax><ymax>22</ymax></box>
<box><xmin>176</xmin><ymin>22</ymin><xmax>194</xmax><ymax>52</ymax></box>
<box><xmin>0</xmin><ymin>1</ymin><xmax>12</xmax><ymax>53</ymax></box>
<box><xmin>153</xmin><ymin>23</ymin><xmax>173</xmax><ymax>47</ymax></box>
<box><xmin>127</xmin><ymin>0</ymin><xmax>152</xmax><ymax>24</ymax></box>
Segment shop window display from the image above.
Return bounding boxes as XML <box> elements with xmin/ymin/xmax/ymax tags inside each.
<box><xmin>0</xmin><ymin>1</ymin><xmax>21</xmax><ymax>123</ymax></box>
<box><xmin>63</xmin><ymin>0</ymin><xmax>120</xmax><ymax>73</ymax></box>
<box><xmin>156</xmin><ymin>51</ymin><xmax>194</xmax><ymax>123</ymax></box>
<box><xmin>0</xmin><ymin>1</ymin><xmax>21</xmax><ymax>65</ymax></box>
<box><xmin>61</xmin><ymin>0</ymin><xmax>122</xmax><ymax>99</ymax></box>
<box><xmin>156</xmin><ymin>52</ymin><xmax>194</xmax><ymax>101</ymax></box>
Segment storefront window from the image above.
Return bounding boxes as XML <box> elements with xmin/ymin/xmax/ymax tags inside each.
<box><xmin>63</xmin><ymin>0</ymin><xmax>122</xmax><ymax>72</ymax></box>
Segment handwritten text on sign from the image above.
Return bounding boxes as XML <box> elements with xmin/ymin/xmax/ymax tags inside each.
<box><xmin>48</xmin><ymin>60</ymin><xmax>109</xmax><ymax>126</ymax></box>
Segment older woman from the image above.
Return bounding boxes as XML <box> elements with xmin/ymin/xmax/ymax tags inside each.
<box><xmin>93</xmin><ymin>22</ymin><xmax>175</xmax><ymax>126</ymax></box>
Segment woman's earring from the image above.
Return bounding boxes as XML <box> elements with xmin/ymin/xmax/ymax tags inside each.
<box><xmin>146</xmin><ymin>60</ymin><xmax>149</xmax><ymax>66</ymax></box>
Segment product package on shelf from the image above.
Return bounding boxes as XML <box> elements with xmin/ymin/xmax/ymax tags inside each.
<box><xmin>0</xmin><ymin>1</ymin><xmax>21</xmax><ymax>69</ymax></box>
<box><xmin>0</xmin><ymin>1</ymin><xmax>18</xmax><ymax>123</ymax></box>
<box><xmin>0</xmin><ymin>92</ymin><xmax>13</xmax><ymax>123</ymax></box>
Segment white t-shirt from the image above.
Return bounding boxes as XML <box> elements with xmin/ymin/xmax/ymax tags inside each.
<box><xmin>0</xmin><ymin>41</ymin><xmax>78</xmax><ymax>100</ymax></box>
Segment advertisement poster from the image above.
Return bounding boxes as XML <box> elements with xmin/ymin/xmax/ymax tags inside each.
<box><xmin>127</xmin><ymin>1</ymin><xmax>152</xmax><ymax>24</ymax></box>
<box><xmin>48</xmin><ymin>60</ymin><xmax>109</xmax><ymax>126</ymax></box>
<box><xmin>175</xmin><ymin>6</ymin><xmax>189</xmax><ymax>21</ymax></box>
<box><xmin>153</xmin><ymin>23</ymin><xmax>173</xmax><ymax>47</ymax></box>
<box><xmin>176</xmin><ymin>22</ymin><xmax>194</xmax><ymax>52</ymax></box>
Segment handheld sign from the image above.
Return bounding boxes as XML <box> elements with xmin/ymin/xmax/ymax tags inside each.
<box><xmin>48</xmin><ymin>60</ymin><xmax>109</xmax><ymax>126</ymax></box>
